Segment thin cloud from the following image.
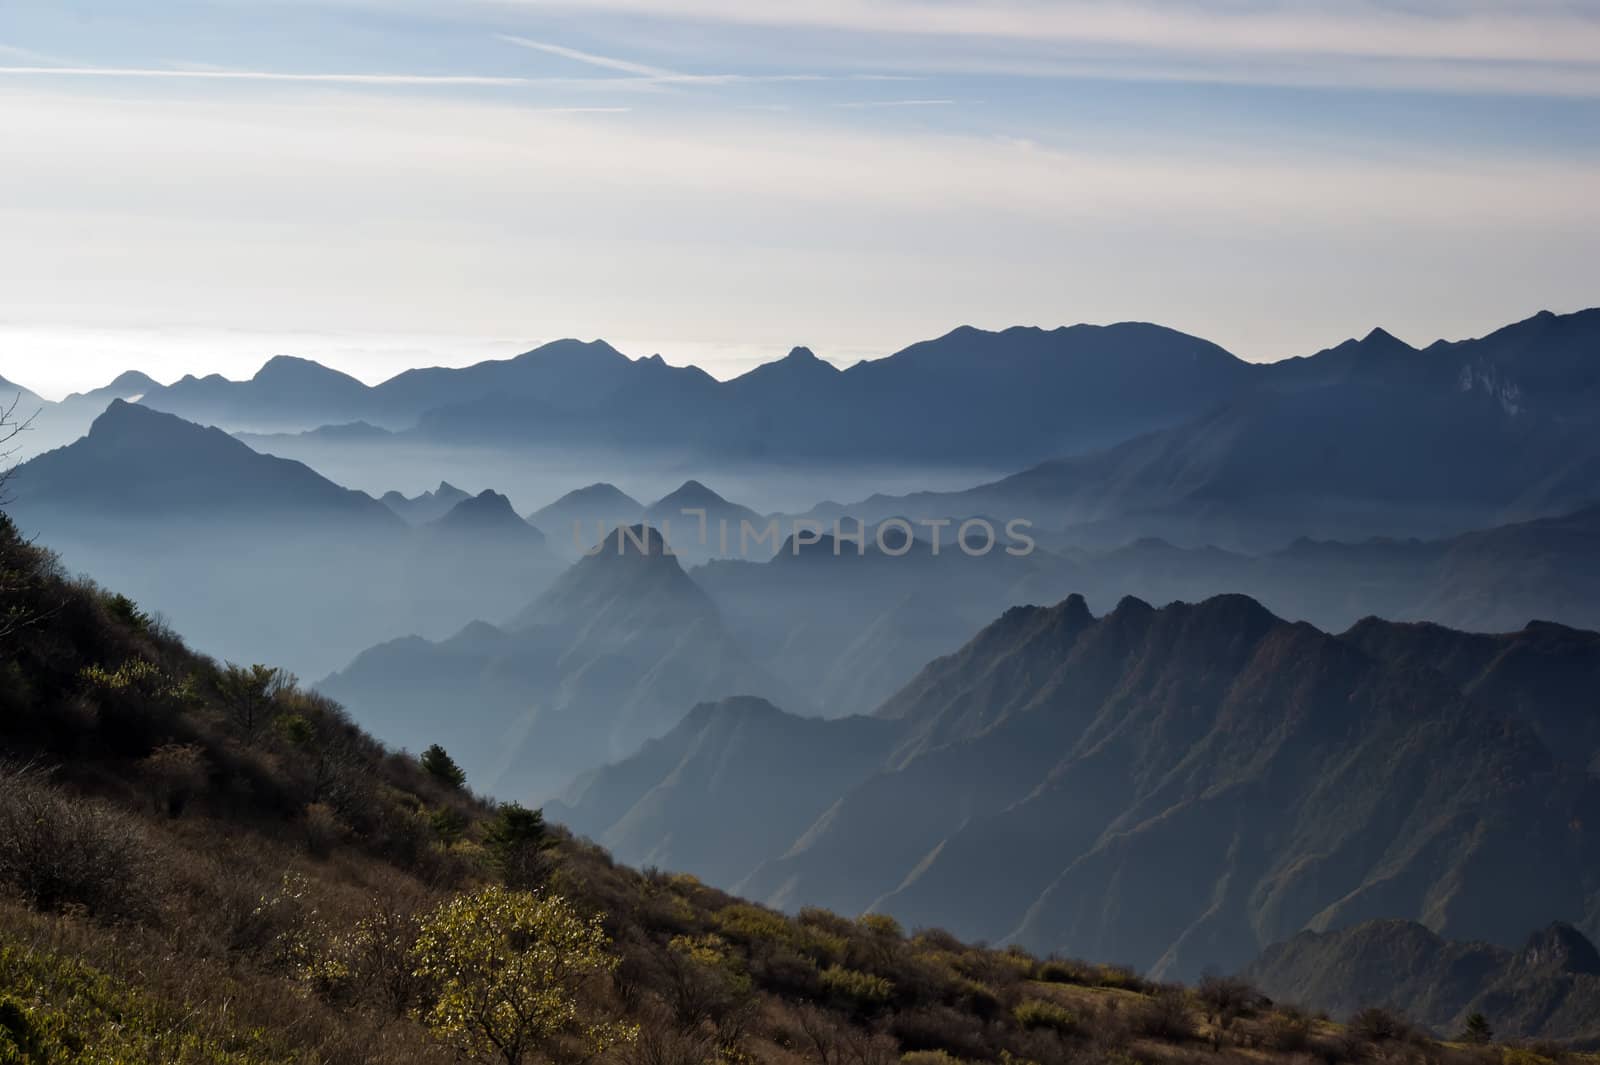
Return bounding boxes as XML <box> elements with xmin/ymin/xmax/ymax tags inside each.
<box><xmin>0</xmin><ymin>65</ymin><xmax>536</xmax><ymax>86</ymax></box>
<box><xmin>839</xmin><ymin>98</ymin><xmax>955</xmax><ymax>108</ymax></box>
<box><xmin>496</xmin><ymin>34</ymin><xmax>678</xmax><ymax>77</ymax></box>
<box><xmin>492</xmin><ymin>0</ymin><xmax>1600</xmax><ymax>67</ymax></box>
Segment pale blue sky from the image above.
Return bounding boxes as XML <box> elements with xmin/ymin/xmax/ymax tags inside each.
<box><xmin>2</xmin><ymin>0</ymin><xmax>1597</xmax><ymax>397</ymax></box>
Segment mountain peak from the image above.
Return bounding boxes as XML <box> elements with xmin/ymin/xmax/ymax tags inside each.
<box><xmin>654</xmin><ymin>480</ymin><xmax>728</xmax><ymax>509</ymax></box>
<box><xmin>784</xmin><ymin>346</ymin><xmax>819</xmax><ymax>362</ymax></box>
<box><xmin>253</xmin><ymin>355</ymin><xmax>346</xmax><ymax>381</ymax></box>
<box><xmin>1514</xmin><ymin>923</ymin><xmax>1600</xmax><ymax>976</ymax></box>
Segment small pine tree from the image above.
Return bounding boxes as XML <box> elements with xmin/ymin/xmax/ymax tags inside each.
<box><xmin>420</xmin><ymin>744</ymin><xmax>467</xmax><ymax>789</ymax></box>
<box><xmin>1462</xmin><ymin>1013</ymin><xmax>1493</xmax><ymax>1045</ymax></box>
<box><xmin>483</xmin><ymin>803</ymin><xmax>554</xmax><ymax>888</ymax></box>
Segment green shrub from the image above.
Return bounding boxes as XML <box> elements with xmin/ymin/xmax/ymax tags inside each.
<box><xmin>411</xmin><ymin>885</ymin><xmax>636</xmax><ymax>1065</ymax></box>
<box><xmin>1013</xmin><ymin>998</ymin><xmax>1077</xmax><ymax>1035</ymax></box>
<box><xmin>0</xmin><ymin>940</ymin><xmax>293</xmax><ymax>1063</ymax></box>
<box><xmin>1035</xmin><ymin>960</ymin><xmax>1088</xmax><ymax>985</ymax></box>
<box><xmin>820</xmin><ymin>965</ymin><xmax>894</xmax><ymax>1009</ymax></box>
<box><xmin>902</xmin><ymin>1051</ymin><xmax>965</xmax><ymax>1065</ymax></box>
<box><xmin>858</xmin><ymin>913</ymin><xmax>904</xmax><ymax>939</ymax></box>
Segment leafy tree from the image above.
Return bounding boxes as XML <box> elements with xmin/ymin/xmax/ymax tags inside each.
<box><xmin>483</xmin><ymin>803</ymin><xmax>555</xmax><ymax>888</ymax></box>
<box><xmin>1462</xmin><ymin>1012</ymin><xmax>1493</xmax><ymax>1045</ymax></box>
<box><xmin>421</xmin><ymin>744</ymin><xmax>467</xmax><ymax>790</ymax></box>
<box><xmin>410</xmin><ymin>886</ymin><xmax>635</xmax><ymax>1065</ymax></box>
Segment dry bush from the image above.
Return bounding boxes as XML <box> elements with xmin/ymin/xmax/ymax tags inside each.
<box><xmin>1196</xmin><ymin>974</ymin><xmax>1261</xmax><ymax>1022</ymax></box>
<box><xmin>1135</xmin><ymin>989</ymin><xmax>1196</xmax><ymax>1041</ymax></box>
<box><xmin>1350</xmin><ymin>1007</ymin><xmax>1412</xmax><ymax>1044</ymax></box>
<box><xmin>0</xmin><ymin>764</ymin><xmax>161</xmax><ymax>922</ymax></box>
<box><xmin>140</xmin><ymin>742</ymin><xmax>209</xmax><ymax>817</ymax></box>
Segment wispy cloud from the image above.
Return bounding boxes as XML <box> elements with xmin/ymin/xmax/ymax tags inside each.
<box><xmin>491</xmin><ymin>0</ymin><xmax>1600</xmax><ymax>66</ymax></box>
<box><xmin>496</xmin><ymin>34</ymin><xmax>678</xmax><ymax>77</ymax></box>
<box><xmin>0</xmin><ymin>65</ymin><xmax>537</xmax><ymax>86</ymax></box>
<box><xmin>839</xmin><ymin>98</ymin><xmax>955</xmax><ymax>109</ymax></box>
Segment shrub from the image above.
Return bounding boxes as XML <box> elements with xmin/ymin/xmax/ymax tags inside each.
<box><xmin>140</xmin><ymin>742</ymin><xmax>208</xmax><ymax>817</ymax></box>
<box><xmin>411</xmin><ymin>885</ymin><xmax>636</xmax><ymax>1065</ymax></box>
<box><xmin>1350</xmin><ymin>1006</ymin><xmax>1410</xmax><ymax>1043</ymax></box>
<box><xmin>903</xmin><ymin>1053</ymin><xmax>965</xmax><ymax>1065</ymax></box>
<box><xmin>1265</xmin><ymin>1011</ymin><xmax>1313</xmax><ymax>1052</ymax></box>
<box><xmin>0</xmin><ymin>765</ymin><xmax>158</xmax><ymax>922</ymax></box>
<box><xmin>1135</xmin><ymin>989</ymin><xmax>1195</xmax><ymax>1041</ymax></box>
<box><xmin>1014</xmin><ymin>998</ymin><xmax>1077</xmax><ymax>1035</ymax></box>
<box><xmin>820</xmin><ymin>965</ymin><xmax>895</xmax><ymax>1010</ymax></box>
<box><xmin>859</xmin><ymin>913</ymin><xmax>904</xmax><ymax>939</ymax></box>
<box><xmin>1035</xmin><ymin>960</ymin><xmax>1089</xmax><ymax>985</ymax></box>
<box><xmin>1196</xmin><ymin>974</ymin><xmax>1259</xmax><ymax>1021</ymax></box>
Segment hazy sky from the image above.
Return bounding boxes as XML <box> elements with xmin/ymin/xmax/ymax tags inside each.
<box><xmin>2</xmin><ymin>0</ymin><xmax>1598</xmax><ymax>398</ymax></box>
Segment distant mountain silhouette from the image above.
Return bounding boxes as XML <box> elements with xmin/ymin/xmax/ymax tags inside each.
<box><xmin>558</xmin><ymin>593</ymin><xmax>1600</xmax><ymax>981</ymax></box>
<box><xmin>831</xmin><ymin>310</ymin><xmax>1600</xmax><ymax>548</ymax></box>
<box><xmin>8</xmin><ymin>399</ymin><xmax>397</xmax><ymax>522</ymax></box>
<box><xmin>61</xmin><ymin>370</ymin><xmax>160</xmax><ymax>406</ymax></box>
<box><xmin>1</xmin><ymin>404</ymin><xmax>565</xmax><ymax>681</ymax></box>
<box><xmin>140</xmin><ymin>355</ymin><xmax>374</xmax><ymax>433</ymax></box>
<box><xmin>382</xmin><ymin>481</ymin><xmax>473</xmax><ymax>524</ymax></box>
<box><xmin>320</xmin><ymin>525</ymin><xmax>784</xmax><ymax>799</ymax></box>
<box><xmin>527</xmin><ymin>483</ymin><xmax>643</xmax><ymax>552</ymax></box>
<box><xmin>423</xmin><ymin>489</ymin><xmax>544</xmax><ymax>546</ymax></box>
<box><xmin>1245</xmin><ymin>920</ymin><xmax>1600</xmax><ymax>1044</ymax></box>
<box><xmin>642</xmin><ymin>480</ymin><xmax>765</xmax><ymax>555</ymax></box>
<box><xmin>46</xmin><ymin>309</ymin><xmax>1598</xmax><ymax>490</ymax></box>
<box><xmin>0</xmin><ymin>373</ymin><xmax>43</xmax><ymax>405</ymax></box>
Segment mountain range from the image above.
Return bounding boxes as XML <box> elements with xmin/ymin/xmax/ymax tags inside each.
<box><xmin>3</xmin><ymin>401</ymin><xmax>557</xmax><ymax>678</ymax></box>
<box><xmin>555</xmin><ymin>592</ymin><xmax>1600</xmax><ymax>982</ymax></box>
<box><xmin>1244</xmin><ymin>920</ymin><xmax>1600</xmax><ymax>1045</ymax></box>
<box><xmin>318</xmin><ymin>525</ymin><xmax>783</xmax><ymax>799</ymax></box>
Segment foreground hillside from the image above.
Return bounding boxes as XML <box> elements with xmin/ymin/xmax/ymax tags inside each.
<box><xmin>2</xmin><ymin>508</ymin><xmax>1516</xmax><ymax>1065</ymax></box>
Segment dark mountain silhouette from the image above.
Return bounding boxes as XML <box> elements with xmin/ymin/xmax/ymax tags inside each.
<box><xmin>558</xmin><ymin>593</ymin><xmax>1600</xmax><ymax>982</ymax></box>
<box><xmin>8</xmin><ymin>399</ymin><xmax>397</xmax><ymax>522</ymax></box>
<box><xmin>381</xmin><ymin>480</ymin><xmax>473</xmax><ymax>524</ymax></box>
<box><xmin>527</xmin><ymin>482</ymin><xmax>643</xmax><ymax>553</ymax></box>
<box><xmin>320</xmin><ymin>525</ymin><xmax>784</xmax><ymax>800</ymax></box>
<box><xmin>1245</xmin><ymin>920</ymin><xmax>1600</xmax><ymax>1045</ymax></box>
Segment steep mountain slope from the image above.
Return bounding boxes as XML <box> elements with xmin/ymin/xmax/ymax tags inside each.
<box><xmin>553</xmin><ymin>696</ymin><xmax>901</xmax><ymax>885</ymax></box>
<box><xmin>321</xmin><ymin>526</ymin><xmax>783</xmax><ymax>800</ymax></box>
<box><xmin>1245</xmin><ymin>920</ymin><xmax>1600</xmax><ymax>1045</ymax></box>
<box><xmin>559</xmin><ymin>594</ymin><xmax>1600</xmax><ymax>982</ymax></box>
